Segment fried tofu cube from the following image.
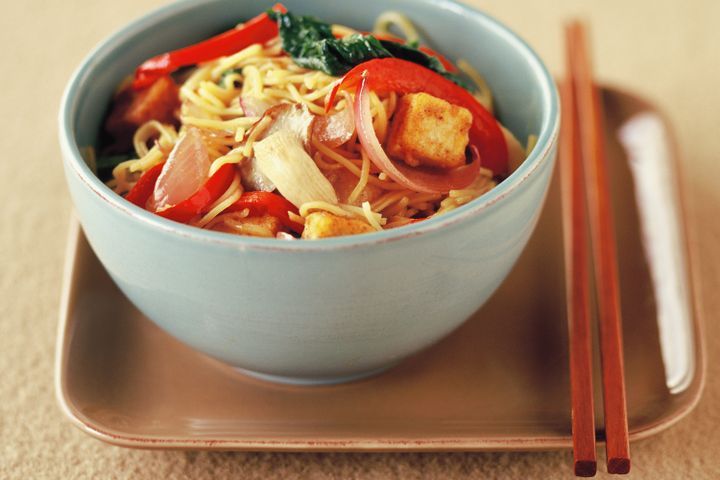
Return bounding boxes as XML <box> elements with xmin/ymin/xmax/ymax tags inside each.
<box><xmin>105</xmin><ymin>76</ymin><xmax>179</xmax><ymax>147</ymax></box>
<box><xmin>386</xmin><ymin>92</ymin><xmax>472</xmax><ymax>169</ymax></box>
<box><xmin>301</xmin><ymin>212</ymin><xmax>375</xmax><ymax>239</ymax></box>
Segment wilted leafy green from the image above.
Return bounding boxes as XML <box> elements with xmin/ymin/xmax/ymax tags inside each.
<box><xmin>268</xmin><ymin>10</ymin><xmax>470</xmax><ymax>89</ymax></box>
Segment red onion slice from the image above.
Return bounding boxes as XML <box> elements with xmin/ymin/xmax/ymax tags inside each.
<box><xmin>262</xmin><ymin>103</ymin><xmax>315</xmax><ymax>146</ymax></box>
<box><xmin>312</xmin><ymin>107</ymin><xmax>354</xmax><ymax>147</ymax></box>
<box><xmin>151</xmin><ymin>127</ymin><xmax>210</xmax><ymax>210</ymax></box>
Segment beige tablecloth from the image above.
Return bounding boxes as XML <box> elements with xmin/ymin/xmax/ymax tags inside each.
<box><xmin>2</xmin><ymin>0</ymin><xmax>718</xmax><ymax>478</ymax></box>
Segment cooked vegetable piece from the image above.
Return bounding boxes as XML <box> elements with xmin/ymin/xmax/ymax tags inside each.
<box><xmin>269</xmin><ymin>10</ymin><xmax>469</xmax><ymax>87</ymax></box>
<box><xmin>152</xmin><ymin>127</ymin><xmax>210</xmax><ymax>211</ymax></box>
<box><xmin>386</xmin><ymin>93</ymin><xmax>472</xmax><ymax>169</ymax></box>
<box><xmin>133</xmin><ymin>3</ymin><xmax>288</xmax><ymax>89</ymax></box>
<box><xmin>301</xmin><ymin>211</ymin><xmax>374</xmax><ymax>239</ymax></box>
<box><xmin>377</xmin><ymin>40</ymin><xmax>469</xmax><ymax>89</ymax></box>
<box><xmin>261</xmin><ymin>103</ymin><xmax>316</xmax><ymax>148</ymax></box>
<box><xmin>240</xmin><ymin>157</ymin><xmax>275</xmax><ymax>192</ymax></box>
<box><xmin>125</xmin><ymin>158</ymin><xmax>235</xmax><ymax>223</ymax></box>
<box><xmin>271</xmin><ymin>11</ymin><xmax>386</xmax><ymax>75</ymax></box>
<box><xmin>225</xmin><ymin>191</ymin><xmax>304</xmax><ymax>233</ymax></box>
<box><xmin>105</xmin><ymin>76</ymin><xmax>179</xmax><ymax>148</ymax></box>
<box><xmin>125</xmin><ymin>162</ymin><xmax>165</xmax><ymax>208</ymax></box>
<box><xmin>330</xmin><ymin>58</ymin><xmax>508</xmax><ymax>176</ymax></box>
<box><xmin>237</xmin><ymin>104</ymin><xmax>316</xmax><ymax>193</ymax></box>
<box><xmin>253</xmin><ymin>130</ymin><xmax>338</xmax><ymax>208</ymax></box>
<box><xmin>155</xmin><ymin>163</ymin><xmax>235</xmax><ymax>223</ymax></box>
<box><xmin>371</xmin><ymin>32</ymin><xmax>457</xmax><ymax>73</ymax></box>
<box><xmin>312</xmin><ymin>107</ymin><xmax>354</xmax><ymax>147</ymax></box>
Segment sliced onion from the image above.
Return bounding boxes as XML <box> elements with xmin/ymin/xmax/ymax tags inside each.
<box><xmin>261</xmin><ymin>103</ymin><xmax>316</xmax><ymax>147</ymax></box>
<box><xmin>353</xmin><ymin>74</ymin><xmax>480</xmax><ymax>194</ymax></box>
<box><xmin>253</xmin><ymin>129</ymin><xmax>338</xmax><ymax>208</ymax></box>
<box><xmin>240</xmin><ymin>156</ymin><xmax>276</xmax><ymax>192</ymax></box>
<box><xmin>239</xmin><ymin>104</ymin><xmax>317</xmax><ymax>192</ymax></box>
<box><xmin>239</xmin><ymin>95</ymin><xmax>275</xmax><ymax>117</ymax></box>
<box><xmin>151</xmin><ymin>127</ymin><xmax>210</xmax><ymax>211</ymax></box>
<box><xmin>312</xmin><ymin>107</ymin><xmax>354</xmax><ymax>147</ymax></box>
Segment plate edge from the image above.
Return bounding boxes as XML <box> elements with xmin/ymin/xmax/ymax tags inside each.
<box><xmin>54</xmin><ymin>83</ymin><xmax>708</xmax><ymax>448</ymax></box>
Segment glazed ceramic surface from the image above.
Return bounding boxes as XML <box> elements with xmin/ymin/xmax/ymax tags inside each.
<box><xmin>59</xmin><ymin>0</ymin><xmax>559</xmax><ymax>383</ymax></box>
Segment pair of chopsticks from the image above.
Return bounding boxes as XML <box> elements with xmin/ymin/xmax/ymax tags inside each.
<box><xmin>560</xmin><ymin>22</ymin><xmax>631</xmax><ymax>476</ymax></box>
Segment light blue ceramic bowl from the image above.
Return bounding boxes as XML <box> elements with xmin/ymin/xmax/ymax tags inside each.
<box><xmin>59</xmin><ymin>0</ymin><xmax>559</xmax><ymax>384</ymax></box>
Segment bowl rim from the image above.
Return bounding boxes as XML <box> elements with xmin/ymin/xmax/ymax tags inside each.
<box><xmin>58</xmin><ymin>0</ymin><xmax>560</xmax><ymax>253</ymax></box>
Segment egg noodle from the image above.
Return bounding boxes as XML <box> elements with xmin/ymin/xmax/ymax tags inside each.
<box><xmin>107</xmin><ymin>19</ymin><xmax>499</xmax><ymax>237</ymax></box>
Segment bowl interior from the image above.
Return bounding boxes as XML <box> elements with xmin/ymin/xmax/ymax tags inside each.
<box><xmin>62</xmin><ymin>0</ymin><xmax>558</xmax><ymax>247</ymax></box>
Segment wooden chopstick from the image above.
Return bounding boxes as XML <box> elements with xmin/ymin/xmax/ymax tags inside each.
<box><xmin>565</xmin><ymin>21</ymin><xmax>631</xmax><ymax>475</ymax></box>
<box><xmin>559</xmin><ymin>73</ymin><xmax>597</xmax><ymax>477</ymax></box>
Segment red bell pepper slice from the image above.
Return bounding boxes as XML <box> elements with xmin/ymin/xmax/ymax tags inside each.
<box><xmin>156</xmin><ymin>163</ymin><xmax>235</xmax><ymax>223</ymax></box>
<box><xmin>133</xmin><ymin>3</ymin><xmax>288</xmax><ymax>89</ymax></box>
<box><xmin>328</xmin><ymin>58</ymin><xmax>508</xmax><ymax>176</ymax></box>
<box><xmin>226</xmin><ymin>191</ymin><xmax>304</xmax><ymax>234</ymax></box>
<box><xmin>124</xmin><ymin>162</ymin><xmax>235</xmax><ymax>223</ymax></box>
<box><xmin>124</xmin><ymin>162</ymin><xmax>165</xmax><ymax>208</ymax></box>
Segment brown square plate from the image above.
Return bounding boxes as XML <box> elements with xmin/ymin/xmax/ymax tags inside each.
<box><xmin>54</xmin><ymin>87</ymin><xmax>705</xmax><ymax>451</ymax></box>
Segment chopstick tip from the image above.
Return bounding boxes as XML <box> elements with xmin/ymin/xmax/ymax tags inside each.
<box><xmin>574</xmin><ymin>460</ymin><xmax>597</xmax><ymax>477</ymax></box>
<box><xmin>607</xmin><ymin>457</ymin><xmax>631</xmax><ymax>474</ymax></box>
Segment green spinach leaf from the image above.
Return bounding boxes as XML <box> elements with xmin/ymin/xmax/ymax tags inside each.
<box><xmin>268</xmin><ymin>10</ymin><xmax>471</xmax><ymax>90</ymax></box>
<box><xmin>378</xmin><ymin>40</ymin><xmax>471</xmax><ymax>89</ymax></box>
